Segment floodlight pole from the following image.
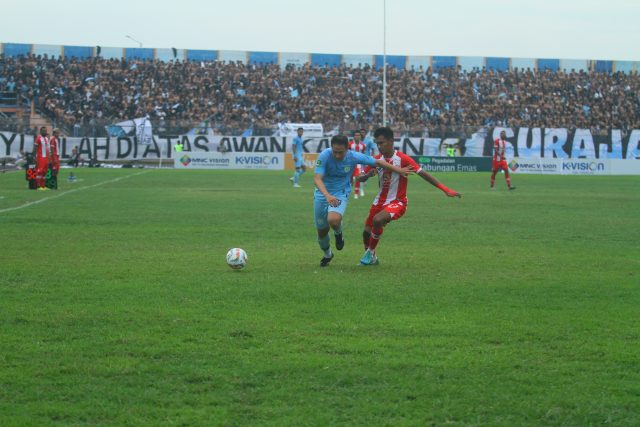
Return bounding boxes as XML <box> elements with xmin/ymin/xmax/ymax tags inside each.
<box><xmin>382</xmin><ymin>0</ymin><xmax>387</xmax><ymax>127</ymax></box>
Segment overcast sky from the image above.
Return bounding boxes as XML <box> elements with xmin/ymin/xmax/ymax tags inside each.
<box><xmin>1</xmin><ymin>0</ymin><xmax>638</xmax><ymax>60</ymax></box>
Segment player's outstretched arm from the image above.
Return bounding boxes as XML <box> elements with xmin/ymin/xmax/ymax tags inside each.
<box><xmin>418</xmin><ymin>170</ymin><xmax>461</xmax><ymax>198</ymax></box>
<box><xmin>356</xmin><ymin>167</ymin><xmax>377</xmax><ymax>182</ymax></box>
<box><xmin>374</xmin><ymin>158</ymin><xmax>414</xmax><ymax>177</ymax></box>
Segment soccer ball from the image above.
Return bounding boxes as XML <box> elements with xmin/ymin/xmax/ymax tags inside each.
<box><xmin>226</xmin><ymin>248</ymin><xmax>248</xmax><ymax>270</ymax></box>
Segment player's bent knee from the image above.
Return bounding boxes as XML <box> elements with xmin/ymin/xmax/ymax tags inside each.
<box><xmin>327</xmin><ymin>213</ymin><xmax>342</xmax><ymax>228</ymax></box>
<box><xmin>317</xmin><ymin>227</ymin><xmax>330</xmax><ymax>237</ymax></box>
<box><xmin>373</xmin><ymin>214</ymin><xmax>390</xmax><ymax>229</ymax></box>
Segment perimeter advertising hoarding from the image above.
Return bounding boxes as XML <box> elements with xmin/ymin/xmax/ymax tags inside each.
<box><xmin>174</xmin><ymin>152</ymin><xmax>284</xmax><ymax>170</ymax></box>
<box><xmin>508</xmin><ymin>158</ymin><xmax>640</xmax><ymax>175</ymax></box>
<box><xmin>413</xmin><ymin>156</ymin><xmax>493</xmax><ymax>172</ymax></box>
<box><xmin>284</xmin><ymin>153</ymin><xmax>319</xmax><ymax>171</ymax></box>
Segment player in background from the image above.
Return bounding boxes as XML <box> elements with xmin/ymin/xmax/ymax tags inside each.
<box><xmin>361</xmin><ymin>128</ymin><xmax>376</xmax><ymax>156</ymax></box>
<box><xmin>491</xmin><ymin>130</ymin><xmax>516</xmax><ymax>190</ymax></box>
<box><xmin>313</xmin><ymin>134</ymin><xmax>413</xmax><ymax>267</ymax></box>
<box><xmin>33</xmin><ymin>126</ymin><xmax>50</xmax><ymax>191</ymax></box>
<box><xmin>348</xmin><ymin>131</ymin><xmax>366</xmax><ymax>198</ymax></box>
<box><xmin>50</xmin><ymin>128</ymin><xmax>61</xmax><ymax>184</ymax></box>
<box><xmin>357</xmin><ymin>127</ymin><xmax>461</xmax><ymax>266</ymax></box>
<box><xmin>290</xmin><ymin>127</ymin><xmax>305</xmax><ymax>188</ymax></box>
<box><xmin>361</xmin><ymin>127</ymin><xmax>377</xmax><ymax>198</ymax></box>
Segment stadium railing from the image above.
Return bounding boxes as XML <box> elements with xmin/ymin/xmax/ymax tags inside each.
<box><xmin>0</xmin><ymin>116</ymin><xmax>618</xmax><ymax>139</ymax></box>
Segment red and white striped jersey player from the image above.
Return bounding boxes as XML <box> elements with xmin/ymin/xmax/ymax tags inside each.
<box><xmin>357</xmin><ymin>127</ymin><xmax>461</xmax><ymax>266</ymax></box>
<box><xmin>50</xmin><ymin>128</ymin><xmax>61</xmax><ymax>176</ymax></box>
<box><xmin>348</xmin><ymin>131</ymin><xmax>367</xmax><ymax>199</ymax></box>
<box><xmin>491</xmin><ymin>130</ymin><xmax>516</xmax><ymax>190</ymax></box>
<box><xmin>33</xmin><ymin>126</ymin><xmax>50</xmax><ymax>190</ymax></box>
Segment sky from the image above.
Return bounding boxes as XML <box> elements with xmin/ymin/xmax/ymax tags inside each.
<box><xmin>1</xmin><ymin>0</ymin><xmax>639</xmax><ymax>60</ymax></box>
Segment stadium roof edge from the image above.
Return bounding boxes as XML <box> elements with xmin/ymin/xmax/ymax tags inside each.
<box><xmin>0</xmin><ymin>42</ymin><xmax>638</xmax><ymax>73</ymax></box>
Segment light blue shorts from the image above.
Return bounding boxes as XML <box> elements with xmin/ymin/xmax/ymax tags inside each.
<box><xmin>294</xmin><ymin>158</ymin><xmax>305</xmax><ymax>169</ymax></box>
<box><xmin>314</xmin><ymin>191</ymin><xmax>349</xmax><ymax>229</ymax></box>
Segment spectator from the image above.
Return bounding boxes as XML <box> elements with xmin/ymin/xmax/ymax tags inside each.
<box><xmin>68</xmin><ymin>146</ymin><xmax>81</xmax><ymax>167</ymax></box>
<box><xmin>217</xmin><ymin>141</ymin><xmax>229</xmax><ymax>153</ymax></box>
<box><xmin>15</xmin><ymin>149</ymin><xmax>27</xmax><ymax>169</ymax></box>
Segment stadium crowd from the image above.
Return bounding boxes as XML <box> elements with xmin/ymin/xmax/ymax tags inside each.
<box><xmin>1</xmin><ymin>53</ymin><xmax>639</xmax><ymax>136</ymax></box>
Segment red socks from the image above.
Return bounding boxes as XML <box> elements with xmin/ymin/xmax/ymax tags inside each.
<box><xmin>368</xmin><ymin>227</ymin><xmax>384</xmax><ymax>251</ymax></box>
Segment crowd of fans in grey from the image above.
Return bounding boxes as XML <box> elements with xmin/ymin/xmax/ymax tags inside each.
<box><xmin>1</xmin><ymin>53</ymin><xmax>638</xmax><ymax>137</ymax></box>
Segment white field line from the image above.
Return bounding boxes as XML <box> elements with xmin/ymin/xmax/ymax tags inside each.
<box><xmin>0</xmin><ymin>171</ymin><xmax>149</xmax><ymax>214</ymax></box>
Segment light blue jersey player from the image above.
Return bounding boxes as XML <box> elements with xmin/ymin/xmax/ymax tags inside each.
<box><xmin>361</xmin><ymin>128</ymin><xmax>377</xmax><ymax>156</ymax></box>
<box><xmin>313</xmin><ymin>134</ymin><xmax>413</xmax><ymax>267</ymax></box>
<box><xmin>290</xmin><ymin>127</ymin><xmax>305</xmax><ymax>188</ymax></box>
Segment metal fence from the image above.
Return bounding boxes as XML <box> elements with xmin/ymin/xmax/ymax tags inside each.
<box><xmin>0</xmin><ymin>115</ymin><xmax>624</xmax><ymax>139</ymax></box>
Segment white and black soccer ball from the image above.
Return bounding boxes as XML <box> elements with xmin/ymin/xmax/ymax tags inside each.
<box><xmin>226</xmin><ymin>248</ymin><xmax>248</xmax><ymax>270</ymax></box>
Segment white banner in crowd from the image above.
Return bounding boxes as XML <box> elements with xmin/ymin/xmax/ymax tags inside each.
<box><xmin>276</xmin><ymin>123</ymin><xmax>324</xmax><ymax>138</ymax></box>
<box><xmin>492</xmin><ymin>127</ymin><xmax>640</xmax><ymax>159</ymax></box>
<box><xmin>135</xmin><ymin>117</ymin><xmax>154</xmax><ymax>145</ymax></box>
<box><xmin>174</xmin><ymin>151</ymin><xmax>284</xmax><ymax>170</ymax></box>
<box><xmin>0</xmin><ymin>132</ymin><xmax>453</xmax><ymax>160</ymax></box>
<box><xmin>105</xmin><ymin>117</ymin><xmax>153</xmax><ymax>144</ymax></box>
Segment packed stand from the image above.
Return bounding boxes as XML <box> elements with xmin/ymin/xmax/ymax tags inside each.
<box><xmin>0</xmin><ymin>53</ymin><xmax>638</xmax><ymax>136</ymax></box>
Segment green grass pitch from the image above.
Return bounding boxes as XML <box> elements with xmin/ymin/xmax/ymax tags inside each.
<box><xmin>1</xmin><ymin>168</ymin><xmax>639</xmax><ymax>425</ymax></box>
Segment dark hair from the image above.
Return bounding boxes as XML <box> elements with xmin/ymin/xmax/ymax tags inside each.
<box><xmin>330</xmin><ymin>135</ymin><xmax>349</xmax><ymax>147</ymax></box>
<box><xmin>373</xmin><ymin>127</ymin><xmax>393</xmax><ymax>140</ymax></box>
<box><xmin>297</xmin><ymin>127</ymin><xmax>304</xmax><ymax>131</ymax></box>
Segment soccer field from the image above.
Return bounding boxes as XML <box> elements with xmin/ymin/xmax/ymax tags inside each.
<box><xmin>1</xmin><ymin>168</ymin><xmax>639</xmax><ymax>425</ymax></box>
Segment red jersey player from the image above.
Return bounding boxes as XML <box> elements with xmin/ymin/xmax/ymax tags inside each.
<box><xmin>357</xmin><ymin>127</ymin><xmax>461</xmax><ymax>266</ymax></box>
<box><xmin>348</xmin><ymin>130</ymin><xmax>367</xmax><ymax>199</ymax></box>
<box><xmin>33</xmin><ymin>126</ymin><xmax>50</xmax><ymax>191</ymax></box>
<box><xmin>50</xmin><ymin>128</ymin><xmax>61</xmax><ymax>180</ymax></box>
<box><xmin>491</xmin><ymin>130</ymin><xmax>516</xmax><ymax>190</ymax></box>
